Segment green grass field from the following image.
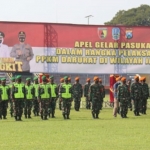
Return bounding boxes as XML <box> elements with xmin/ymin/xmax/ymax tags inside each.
<box><xmin>0</xmin><ymin>107</ymin><xmax>150</xmax><ymax>150</ymax></box>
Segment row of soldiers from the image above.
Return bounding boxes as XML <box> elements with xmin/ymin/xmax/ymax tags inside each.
<box><xmin>0</xmin><ymin>75</ymin><xmax>105</xmax><ymax>121</ymax></box>
<box><xmin>114</xmin><ymin>76</ymin><xmax>149</xmax><ymax>118</ymax></box>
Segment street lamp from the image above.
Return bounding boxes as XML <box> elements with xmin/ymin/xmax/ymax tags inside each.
<box><xmin>85</xmin><ymin>15</ymin><xmax>93</xmax><ymax>24</ymax></box>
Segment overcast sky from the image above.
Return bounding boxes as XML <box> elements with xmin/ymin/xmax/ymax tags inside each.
<box><xmin>0</xmin><ymin>0</ymin><xmax>150</xmax><ymax>25</ymax></box>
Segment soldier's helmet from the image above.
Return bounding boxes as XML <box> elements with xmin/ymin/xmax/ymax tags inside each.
<box><xmin>0</xmin><ymin>31</ymin><xmax>5</xmax><ymax>38</ymax></box>
<box><xmin>18</xmin><ymin>31</ymin><xmax>26</xmax><ymax>37</ymax></box>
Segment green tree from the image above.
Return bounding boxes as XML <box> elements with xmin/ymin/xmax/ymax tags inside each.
<box><xmin>105</xmin><ymin>5</ymin><xmax>150</xmax><ymax>26</ymax></box>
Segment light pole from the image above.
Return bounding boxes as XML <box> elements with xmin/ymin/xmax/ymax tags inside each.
<box><xmin>85</xmin><ymin>15</ymin><xmax>93</xmax><ymax>24</ymax></box>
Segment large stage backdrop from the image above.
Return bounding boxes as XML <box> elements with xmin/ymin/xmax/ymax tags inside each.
<box><xmin>0</xmin><ymin>21</ymin><xmax>150</xmax><ymax>73</ymax></box>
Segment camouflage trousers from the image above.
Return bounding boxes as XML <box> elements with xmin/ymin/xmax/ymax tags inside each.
<box><xmin>0</xmin><ymin>100</ymin><xmax>8</xmax><ymax>118</ymax></box>
<box><xmin>120</xmin><ymin>99</ymin><xmax>128</xmax><ymax>118</ymax></box>
<box><xmin>62</xmin><ymin>98</ymin><xmax>72</xmax><ymax>116</ymax></box>
<box><xmin>100</xmin><ymin>98</ymin><xmax>103</xmax><ymax>110</ymax></box>
<box><xmin>9</xmin><ymin>99</ymin><xmax>14</xmax><ymax>116</ymax></box>
<box><xmin>128</xmin><ymin>98</ymin><xmax>132</xmax><ymax>110</ymax></box>
<box><xmin>85</xmin><ymin>96</ymin><xmax>91</xmax><ymax>109</ymax></box>
<box><xmin>24</xmin><ymin>100</ymin><xmax>33</xmax><ymax>116</ymax></box>
<box><xmin>33</xmin><ymin>97</ymin><xmax>39</xmax><ymax>115</ymax></box>
<box><xmin>58</xmin><ymin>96</ymin><xmax>62</xmax><ymax>110</ymax></box>
<box><xmin>74</xmin><ymin>97</ymin><xmax>81</xmax><ymax>111</ymax></box>
<box><xmin>91</xmin><ymin>99</ymin><xmax>101</xmax><ymax>115</ymax></box>
<box><xmin>49</xmin><ymin>98</ymin><xmax>57</xmax><ymax>117</ymax></box>
<box><xmin>40</xmin><ymin>99</ymin><xmax>49</xmax><ymax>118</ymax></box>
<box><xmin>133</xmin><ymin>98</ymin><xmax>140</xmax><ymax>115</ymax></box>
<box><xmin>140</xmin><ymin>98</ymin><xmax>148</xmax><ymax>113</ymax></box>
<box><xmin>13</xmin><ymin>99</ymin><xmax>24</xmax><ymax>117</ymax></box>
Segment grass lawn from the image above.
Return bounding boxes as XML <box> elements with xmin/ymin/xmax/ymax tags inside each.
<box><xmin>0</xmin><ymin>107</ymin><xmax>150</xmax><ymax>150</ymax></box>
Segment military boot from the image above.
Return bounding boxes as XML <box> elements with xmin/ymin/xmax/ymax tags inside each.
<box><xmin>14</xmin><ymin>116</ymin><xmax>18</xmax><ymax>121</ymax></box>
<box><xmin>63</xmin><ymin>114</ymin><xmax>66</xmax><ymax>119</ymax></box>
<box><xmin>96</xmin><ymin>113</ymin><xmax>99</xmax><ymax>119</ymax></box>
<box><xmin>67</xmin><ymin>114</ymin><xmax>70</xmax><ymax>119</ymax></box>
<box><xmin>52</xmin><ymin>112</ymin><xmax>55</xmax><ymax>118</ymax></box>
<box><xmin>18</xmin><ymin>116</ymin><xmax>22</xmax><ymax>121</ymax></box>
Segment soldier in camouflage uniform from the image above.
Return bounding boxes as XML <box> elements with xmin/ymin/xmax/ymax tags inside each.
<box><xmin>99</xmin><ymin>79</ymin><xmax>105</xmax><ymax>110</ymax></box>
<box><xmin>84</xmin><ymin>78</ymin><xmax>91</xmax><ymax>109</ymax></box>
<box><xmin>24</xmin><ymin>78</ymin><xmax>34</xmax><ymax>119</ymax></box>
<box><xmin>59</xmin><ymin>76</ymin><xmax>73</xmax><ymax>119</ymax></box>
<box><xmin>9</xmin><ymin>77</ymin><xmax>16</xmax><ymax>117</ymax></box>
<box><xmin>0</xmin><ymin>78</ymin><xmax>10</xmax><ymax>119</ymax></box>
<box><xmin>140</xmin><ymin>77</ymin><xmax>149</xmax><ymax>114</ymax></box>
<box><xmin>49</xmin><ymin>76</ymin><xmax>58</xmax><ymax>118</ymax></box>
<box><xmin>33</xmin><ymin>76</ymin><xmax>40</xmax><ymax>116</ymax></box>
<box><xmin>12</xmin><ymin>75</ymin><xmax>25</xmax><ymax>121</ymax></box>
<box><xmin>38</xmin><ymin>76</ymin><xmax>50</xmax><ymax>120</ymax></box>
<box><xmin>58</xmin><ymin>78</ymin><xmax>64</xmax><ymax>110</ymax></box>
<box><xmin>72</xmin><ymin>77</ymin><xmax>83</xmax><ymax>111</ymax></box>
<box><xmin>117</xmin><ymin>77</ymin><xmax>129</xmax><ymax>118</ymax></box>
<box><xmin>127</xmin><ymin>79</ymin><xmax>132</xmax><ymax>111</ymax></box>
<box><xmin>89</xmin><ymin>76</ymin><xmax>102</xmax><ymax>119</ymax></box>
<box><xmin>131</xmin><ymin>76</ymin><xmax>143</xmax><ymax>116</ymax></box>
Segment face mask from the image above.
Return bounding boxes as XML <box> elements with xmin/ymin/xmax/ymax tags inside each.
<box><xmin>19</xmin><ymin>37</ymin><xmax>25</xmax><ymax>42</ymax></box>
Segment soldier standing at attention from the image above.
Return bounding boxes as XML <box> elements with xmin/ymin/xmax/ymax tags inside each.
<box><xmin>59</xmin><ymin>76</ymin><xmax>73</xmax><ymax>119</ymax></box>
<box><xmin>72</xmin><ymin>77</ymin><xmax>83</xmax><ymax>111</ymax></box>
<box><xmin>84</xmin><ymin>78</ymin><xmax>91</xmax><ymax>109</ymax></box>
<box><xmin>24</xmin><ymin>78</ymin><xmax>34</xmax><ymax>119</ymax></box>
<box><xmin>0</xmin><ymin>78</ymin><xmax>10</xmax><ymax>119</ymax></box>
<box><xmin>117</xmin><ymin>77</ymin><xmax>129</xmax><ymax>118</ymax></box>
<box><xmin>131</xmin><ymin>76</ymin><xmax>143</xmax><ymax>116</ymax></box>
<box><xmin>140</xmin><ymin>77</ymin><xmax>149</xmax><ymax>114</ymax></box>
<box><xmin>49</xmin><ymin>76</ymin><xmax>58</xmax><ymax>118</ymax></box>
<box><xmin>58</xmin><ymin>78</ymin><xmax>64</xmax><ymax>110</ymax></box>
<box><xmin>12</xmin><ymin>75</ymin><xmax>25</xmax><ymax>121</ymax></box>
<box><xmin>99</xmin><ymin>78</ymin><xmax>105</xmax><ymax>110</ymax></box>
<box><xmin>38</xmin><ymin>76</ymin><xmax>50</xmax><ymax>120</ymax></box>
<box><xmin>33</xmin><ymin>76</ymin><xmax>40</xmax><ymax>116</ymax></box>
<box><xmin>10</xmin><ymin>31</ymin><xmax>34</xmax><ymax>72</ymax></box>
<box><xmin>9</xmin><ymin>77</ymin><xmax>16</xmax><ymax>117</ymax></box>
<box><xmin>89</xmin><ymin>76</ymin><xmax>102</xmax><ymax>119</ymax></box>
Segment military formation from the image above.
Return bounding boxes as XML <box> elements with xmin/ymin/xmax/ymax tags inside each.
<box><xmin>114</xmin><ymin>75</ymin><xmax>149</xmax><ymax>118</ymax></box>
<box><xmin>0</xmin><ymin>74</ymin><xmax>149</xmax><ymax>121</ymax></box>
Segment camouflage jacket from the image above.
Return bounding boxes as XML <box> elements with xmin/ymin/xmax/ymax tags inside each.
<box><xmin>99</xmin><ymin>84</ymin><xmax>105</xmax><ymax>98</ymax></box>
<box><xmin>72</xmin><ymin>82</ymin><xmax>83</xmax><ymax>98</ymax></box>
<box><xmin>84</xmin><ymin>83</ymin><xmax>91</xmax><ymax>97</ymax></box>
<box><xmin>89</xmin><ymin>83</ymin><xmax>102</xmax><ymax>101</ymax></box>
<box><xmin>117</xmin><ymin>84</ymin><xmax>130</xmax><ymax>101</ymax></box>
<box><xmin>141</xmin><ymin>82</ymin><xmax>149</xmax><ymax>99</ymax></box>
<box><xmin>131</xmin><ymin>82</ymin><xmax>142</xmax><ymax>100</ymax></box>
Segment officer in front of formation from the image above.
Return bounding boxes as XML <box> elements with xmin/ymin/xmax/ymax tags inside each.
<box><xmin>0</xmin><ymin>78</ymin><xmax>10</xmax><ymax>119</ymax></box>
<box><xmin>38</xmin><ymin>76</ymin><xmax>50</xmax><ymax>120</ymax></box>
<box><xmin>12</xmin><ymin>75</ymin><xmax>25</xmax><ymax>121</ymax></box>
<box><xmin>10</xmin><ymin>31</ymin><xmax>34</xmax><ymax>72</ymax></box>
<box><xmin>84</xmin><ymin>78</ymin><xmax>91</xmax><ymax>109</ymax></box>
<box><xmin>49</xmin><ymin>76</ymin><xmax>58</xmax><ymax>118</ymax></box>
<box><xmin>33</xmin><ymin>76</ymin><xmax>40</xmax><ymax>116</ymax></box>
<box><xmin>131</xmin><ymin>76</ymin><xmax>142</xmax><ymax>116</ymax></box>
<box><xmin>117</xmin><ymin>77</ymin><xmax>129</xmax><ymax>118</ymax></box>
<box><xmin>89</xmin><ymin>76</ymin><xmax>102</xmax><ymax>119</ymax></box>
<box><xmin>24</xmin><ymin>78</ymin><xmax>34</xmax><ymax>119</ymax></box>
<box><xmin>72</xmin><ymin>77</ymin><xmax>83</xmax><ymax>111</ymax></box>
<box><xmin>59</xmin><ymin>76</ymin><xmax>73</xmax><ymax>119</ymax></box>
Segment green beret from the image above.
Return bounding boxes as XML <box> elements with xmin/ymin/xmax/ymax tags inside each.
<box><xmin>16</xmin><ymin>75</ymin><xmax>21</xmax><ymax>79</ymax></box>
<box><xmin>42</xmin><ymin>76</ymin><xmax>46</xmax><ymax>80</ymax></box>
<box><xmin>11</xmin><ymin>77</ymin><xmax>15</xmax><ymax>80</ymax></box>
<box><xmin>33</xmin><ymin>76</ymin><xmax>38</xmax><ymax>80</ymax></box>
<box><xmin>64</xmin><ymin>76</ymin><xmax>68</xmax><ymax>80</ymax></box>
<box><xmin>50</xmin><ymin>75</ymin><xmax>54</xmax><ymax>79</ymax></box>
<box><xmin>1</xmin><ymin>78</ymin><xmax>6</xmax><ymax>81</ymax></box>
<box><xmin>26</xmin><ymin>78</ymin><xmax>31</xmax><ymax>81</ymax></box>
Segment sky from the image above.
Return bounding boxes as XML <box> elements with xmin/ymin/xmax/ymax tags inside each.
<box><xmin>0</xmin><ymin>0</ymin><xmax>150</xmax><ymax>25</ymax></box>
